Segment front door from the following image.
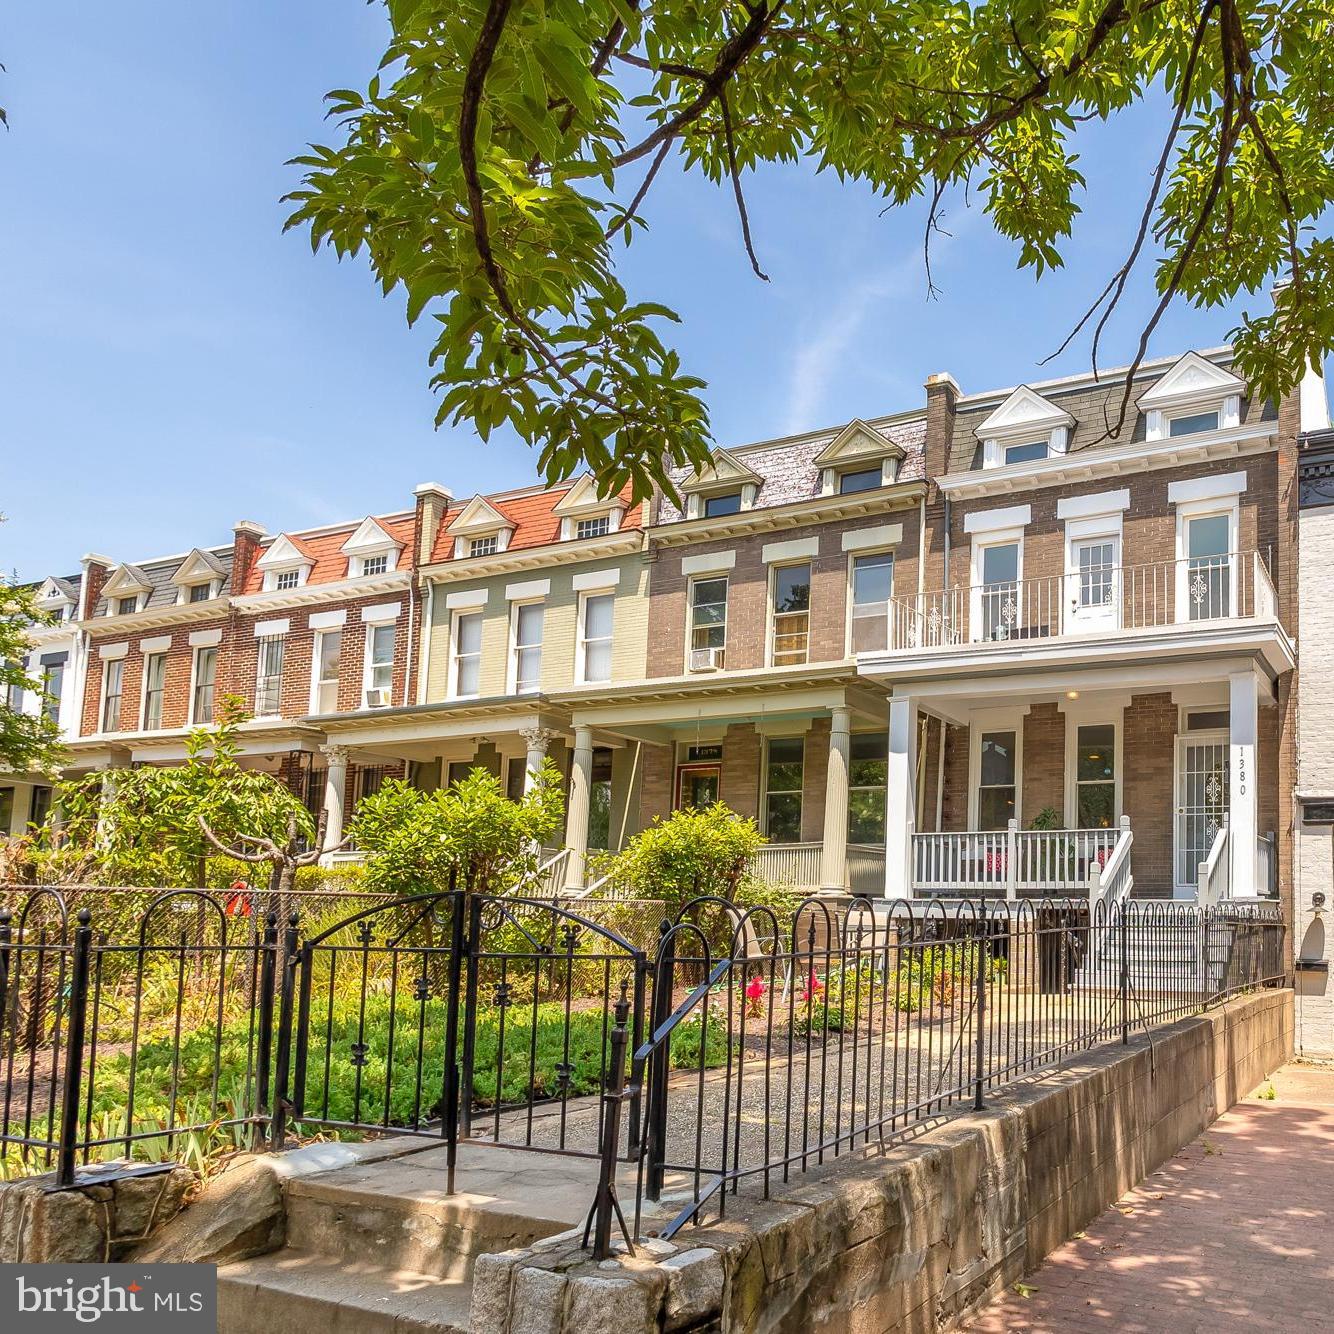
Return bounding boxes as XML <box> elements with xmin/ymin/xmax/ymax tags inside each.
<box><xmin>1175</xmin><ymin>736</ymin><xmax>1229</xmax><ymax>894</ymax></box>
<box><xmin>676</xmin><ymin>764</ymin><xmax>721</xmax><ymax>810</ymax></box>
<box><xmin>1069</xmin><ymin>535</ymin><xmax>1120</xmax><ymax>633</ymax></box>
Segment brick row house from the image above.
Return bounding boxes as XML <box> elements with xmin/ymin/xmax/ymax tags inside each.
<box><xmin>3</xmin><ymin>338</ymin><xmax>1321</xmax><ymax>940</ymax></box>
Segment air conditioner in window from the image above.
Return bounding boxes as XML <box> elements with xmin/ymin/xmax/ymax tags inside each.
<box><xmin>364</xmin><ymin>688</ymin><xmax>390</xmax><ymax>708</ymax></box>
<box><xmin>689</xmin><ymin>647</ymin><xmax>724</xmax><ymax>673</ymax></box>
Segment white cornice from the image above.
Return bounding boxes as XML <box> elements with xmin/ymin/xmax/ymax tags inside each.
<box><xmin>420</xmin><ymin>529</ymin><xmax>644</xmax><ymax>581</ymax></box>
<box><xmin>649</xmin><ymin>480</ymin><xmax>926</xmax><ymax>546</ymax></box>
<box><xmin>231</xmin><ymin>569</ymin><xmax>410</xmax><ymax>613</ymax></box>
<box><xmin>78</xmin><ymin>599</ymin><xmax>229</xmax><ymax>636</ymax></box>
<box><xmin>936</xmin><ymin>422</ymin><xmax>1276</xmax><ymax>499</ymax></box>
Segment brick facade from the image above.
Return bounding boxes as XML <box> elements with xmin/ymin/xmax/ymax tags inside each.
<box><xmin>1021</xmin><ymin>703</ymin><xmax>1066</xmax><ymax>825</ymax></box>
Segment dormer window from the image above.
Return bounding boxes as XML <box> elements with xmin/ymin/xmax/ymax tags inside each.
<box><xmin>257</xmin><ymin>534</ymin><xmax>315</xmax><ymax>592</ymax></box>
<box><xmin>340</xmin><ymin>517</ymin><xmax>403</xmax><ymax>580</ymax></box>
<box><xmin>1004</xmin><ymin>441</ymin><xmax>1049</xmax><ymax>465</ymax></box>
<box><xmin>101</xmin><ymin>563</ymin><xmax>153</xmax><ymax>617</ymax></box>
<box><xmin>703</xmin><ymin>492</ymin><xmax>743</xmax><ymax>518</ymax></box>
<box><xmin>116</xmin><ymin>596</ymin><xmax>139</xmax><ymax>616</ymax></box>
<box><xmin>360</xmin><ymin>553</ymin><xmax>389</xmax><ymax>577</ymax></box>
<box><xmin>1168</xmin><ymin>410</ymin><xmax>1220</xmax><ymax>438</ymax></box>
<box><xmin>1138</xmin><ymin>352</ymin><xmax>1244</xmax><ymax>442</ymax></box>
<box><xmin>189</xmin><ymin>582</ymin><xmax>213</xmax><ymax>604</ymax></box>
<box><xmin>576</xmin><ymin>515</ymin><xmax>611</xmax><ymax>539</ymax></box>
<box><xmin>837</xmin><ymin>466</ymin><xmax>884</xmax><ymax>495</ymax></box>
<box><xmin>470</xmin><ymin>535</ymin><xmax>499</xmax><ymax>558</ymax></box>
<box><xmin>446</xmin><ymin>495</ymin><xmax>513</xmax><ymax>560</ymax></box>
<box><xmin>275</xmin><ymin>570</ymin><xmax>301</xmax><ymax>592</ymax></box>
<box><xmin>974</xmin><ymin>387</ymin><xmax>1074</xmax><ymax>470</ymax></box>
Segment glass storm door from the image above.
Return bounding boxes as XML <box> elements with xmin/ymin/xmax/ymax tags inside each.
<box><xmin>1069</xmin><ymin>536</ymin><xmax>1119</xmax><ymax>632</ymax></box>
<box><xmin>676</xmin><ymin>765</ymin><xmax>721</xmax><ymax>810</ymax></box>
<box><xmin>1176</xmin><ymin>738</ymin><xmax>1228</xmax><ymax>890</ymax></box>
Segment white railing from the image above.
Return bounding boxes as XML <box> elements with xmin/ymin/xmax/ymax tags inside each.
<box><xmin>865</xmin><ymin>551</ymin><xmax>1275</xmax><ymax>655</ymax></box>
<box><xmin>847</xmin><ymin>844</ymin><xmax>887</xmax><ymax>896</ymax></box>
<box><xmin>750</xmin><ymin>843</ymin><xmax>823</xmax><ymax>889</ymax></box>
<box><xmin>1255</xmin><ymin>830</ymin><xmax>1276</xmax><ymax>899</ymax></box>
<box><xmin>1088</xmin><ymin>818</ymin><xmax>1134</xmax><ymax>911</ymax></box>
<box><xmin>912</xmin><ymin>821</ymin><xmax>1123</xmax><ymax>897</ymax></box>
<box><xmin>510</xmin><ymin>847</ymin><xmax>572</xmax><ymax>899</ymax></box>
<box><xmin>1196</xmin><ymin>818</ymin><xmax>1230</xmax><ymax>908</ymax></box>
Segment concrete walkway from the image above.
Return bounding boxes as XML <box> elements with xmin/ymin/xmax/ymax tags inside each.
<box><xmin>965</xmin><ymin>1064</ymin><xmax>1334</xmax><ymax>1332</ymax></box>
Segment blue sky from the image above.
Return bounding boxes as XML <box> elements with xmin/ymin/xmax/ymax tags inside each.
<box><xmin>1</xmin><ymin>4</ymin><xmax>1283</xmax><ymax>582</ymax></box>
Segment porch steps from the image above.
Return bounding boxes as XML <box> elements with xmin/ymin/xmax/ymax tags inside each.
<box><xmin>217</xmin><ymin>1142</ymin><xmax>607</xmax><ymax>1333</ymax></box>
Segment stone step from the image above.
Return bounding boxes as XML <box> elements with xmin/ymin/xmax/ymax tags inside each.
<box><xmin>283</xmin><ymin>1142</ymin><xmax>603</xmax><ymax>1281</ymax></box>
<box><xmin>219</xmin><ymin>1250</ymin><xmax>471</xmax><ymax>1334</ymax></box>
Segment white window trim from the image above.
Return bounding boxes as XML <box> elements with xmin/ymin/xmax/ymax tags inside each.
<box><xmin>1062</xmin><ymin>706</ymin><xmax>1123</xmax><ymax>828</ymax></box>
<box><xmin>963</xmin><ymin>504</ymin><xmax>1032</xmax><ymax>536</ymax></box>
<box><xmin>765</xmin><ymin>560</ymin><xmax>813</xmax><ymax>668</ymax></box>
<box><xmin>576</xmin><ymin>590</ymin><xmax>615</xmax><ymax>685</ymax></box>
<box><xmin>681</xmin><ymin>550</ymin><xmax>736</xmax><ymax>578</ymax></box>
<box><xmin>967</xmin><ymin>711</ymin><xmax>1025</xmax><ymax>831</ymax></box>
<box><xmin>1055</xmin><ymin>489</ymin><xmax>1130</xmax><ymax>521</ymax></box>
<box><xmin>176</xmin><ymin>579</ymin><xmax>220</xmax><ymax>605</ymax></box>
<box><xmin>845</xmin><ymin>547</ymin><xmax>895</xmax><ymax>657</ymax></box>
<box><xmin>685</xmin><ymin>573</ymin><xmax>729</xmax><ymax>673</ymax></box>
<box><xmin>140</xmin><ymin>651</ymin><xmax>168</xmax><ymax>732</ymax></box>
<box><xmin>254</xmin><ymin>635</ymin><xmax>285</xmax><ymax>717</ymax></box>
<box><xmin>758</xmin><ymin>733</ymin><xmax>806</xmax><ymax>841</ymax></box>
<box><xmin>982</xmin><ymin>427</ymin><xmax>1069</xmax><ymax>470</ymax></box>
<box><xmin>562</xmin><ymin>508</ymin><xmax>622</xmax><ymax>541</ymax></box>
<box><xmin>1063</xmin><ymin>513</ymin><xmax>1124</xmax><ymax>633</ymax></box>
<box><xmin>100</xmin><ymin>658</ymin><xmax>126</xmax><ymax>734</ymax></box>
<box><xmin>507</xmin><ymin>600</ymin><xmax>545</xmax><ymax>695</ymax></box>
<box><xmin>187</xmin><ymin>645</ymin><xmax>217</xmax><ymax>725</ymax></box>
<box><xmin>354</xmin><ymin>551</ymin><xmax>396</xmax><ymax>577</ymax></box>
<box><xmin>968</xmin><ymin>528</ymin><xmax>1025</xmax><ymax>643</ymax></box>
<box><xmin>1146</xmin><ymin>395</ymin><xmax>1241</xmax><ymax>442</ymax></box>
<box><xmin>1173</xmin><ymin>494</ymin><xmax>1241</xmax><ymax>622</ymax></box>
<box><xmin>262</xmin><ymin>565</ymin><xmax>310</xmax><ymax>592</ymax></box>
<box><xmin>448</xmin><ymin>608</ymin><xmax>484</xmax><ymax>700</ymax></box>
<box><xmin>310</xmin><ymin>628</ymin><xmax>342</xmax><ymax>714</ymax></box>
<box><xmin>362</xmin><ymin>622</ymin><xmax>396</xmax><ymax>707</ymax></box>
<box><xmin>456</xmin><ymin>529</ymin><xmax>511</xmax><ymax>559</ymax></box>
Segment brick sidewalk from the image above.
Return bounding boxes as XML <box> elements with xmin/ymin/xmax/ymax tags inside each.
<box><xmin>964</xmin><ymin>1065</ymin><xmax>1334</xmax><ymax>1332</ymax></box>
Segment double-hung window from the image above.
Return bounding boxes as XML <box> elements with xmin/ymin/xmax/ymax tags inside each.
<box><xmin>192</xmin><ymin>646</ymin><xmax>217</xmax><ymax>724</ymax></box>
<box><xmin>850</xmin><ymin>551</ymin><xmax>894</xmax><ymax>653</ymax></box>
<box><xmin>451</xmin><ymin>611</ymin><xmax>482</xmax><ymax>697</ymax></box>
<box><xmin>579</xmin><ymin>593</ymin><xmax>614</xmax><ymax>683</ymax></box>
<box><xmin>41</xmin><ymin>661</ymin><xmax>64</xmax><ymax>724</ymax></box>
<box><xmin>364</xmin><ymin>625</ymin><xmax>395</xmax><ymax>704</ymax></box>
<box><xmin>764</xmin><ymin>737</ymin><xmax>804</xmax><ymax>842</ymax></box>
<box><xmin>1074</xmin><ymin>724</ymin><xmax>1115</xmax><ymax>828</ymax></box>
<box><xmin>143</xmin><ymin>653</ymin><xmax>167</xmax><ymax>730</ymax></box>
<box><xmin>688</xmin><ymin>577</ymin><xmax>727</xmax><ymax>669</ymax></box>
<box><xmin>255</xmin><ymin>636</ymin><xmax>285</xmax><ymax>715</ymax></box>
<box><xmin>770</xmin><ymin>563</ymin><xmax>811</xmax><ymax>665</ymax></box>
<box><xmin>977</xmin><ymin>730</ymin><xmax>1018</xmax><ymax>830</ymax></box>
<box><xmin>977</xmin><ymin>541</ymin><xmax>1021</xmax><ymax>641</ymax></box>
<box><xmin>101</xmin><ymin>660</ymin><xmax>124</xmax><ymax>732</ymax></box>
<box><xmin>312</xmin><ymin>630</ymin><xmax>342</xmax><ymax>713</ymax></box>
<box><xmin>848</xmin><ymin>733</ymin><xmax>888</xmax><ymax>842</ymax></box>
<box><xmin>512</xmin><ymin>603</ymin><xmax>544</xmax><ymax>693</ymax></box>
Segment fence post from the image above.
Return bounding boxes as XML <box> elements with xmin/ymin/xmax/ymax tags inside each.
<box><xmin>56</xmin><ymin>908</ymin><xmax>93</xmax><ymax>1187</ymax></box>
<box><xmin>644</xmin><ymin>920</ymin><xmax>675</xmax><ymax>1202</ymax></box>
<box><xmin>0</xmin><ymin>908</ymin><xmax>11</xmax><ymax>1032</ymax></box>
<box><xmin>458</xmin><ymin>892</ymin><xmax>483</xmax><ymax>1140</ymax></box>
<box><xmin>1005</xmin><ymin>819</ymin><xmax>1018</xmax><ymax>902</ymax></box>
<box><xmin>586</xmin><ymin>983</ymin><xmax>634</xmax><ymax>1260</ymax></box>
<box><xmin>627</xmin><ymin>954</ymin><xmax>647</xmax><ymax>1152</ymax></box>
<box><xmin>972</xmin><ymin>932</ymin><xmax>987</xmax><ymax>1111</ymax></box>
<box><xmin>269</xmin><ymin>912</ymin><xmax>299</xmax><ymax>1150</ymax></box>
<box><xmin>1119</xmin><ymin>904</ymin><xmax>1130</xmax><ymax>1045</ymax></box>
<box><xmin>442</xmin><ymin>882</ymin><xmax>466</xmax><ymax>1196</ymax></box>
<box><xmin>253</xmin><ymin>912</ymin><xmax>279</xmax><ymax>1152</ymax></box>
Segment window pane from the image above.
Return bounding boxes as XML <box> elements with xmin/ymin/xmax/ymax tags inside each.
<box><xmin>584</xmin><ymin>640</ymin><xmax>612</xmax><ymax>682</ymax></box>
<box><xmin>773</xmin><ymin>564</ymin><xmax>811</xmax><ymax>613</ymax></box>
<box><xmin>849</xmin><ymin>732</ymin><xmax>887</xmax><ymax>788</ymax></box>
<box><xmin>456</xmin><ymin>612</ymin><xmax>482</xmax><ymax>655</ymax></box>
<box><xmin>1169</xmin><ymin>410</ymin><xmax>1219</xmax><ymax>437</ymax></box>
<box><xmin>979</xmin><ymin>731</ymin><xmax>1016</xmax><ymax>786</ymax></box>
<box><xmin>838</xmin><ymin>467</ymin><xmax>882</xmax><ymax>494</ymax></box>
<box><xmin>766</xmin><ymin>792</ymin><xmax>802</xmax><ymax>842</ymax></box>
<box><xmin>589</xmin><ymin>779</ymin><xmax>612</xmax><ymax>849</ymax></box>
<box><xmin>1187</xmin><ymin>514</ymin><xmax>1230</xmax><ymax>558</ymax></box>
<box><xmin>692</xmin><ymin>578</ymin><xmax>727</xmax><ymax>607</ymax></box>
<box><xmin>584</xmin><ymin>593</ymin><xmax>614</xmax><ymax>640</ymax></box>
<box><xmin>852</xmin><ymin>552</ymin><xmax>894</xmax><ymax>606</ymax></box>
<box><xmin>1077</xmin><ymin>783</ymin><xmax>1115</xmax><ymax>828</ymax></box>
<box><xmin>318</xmin><ymin>631</ymin><xmax>342</xmax><ymax>681</ymax></box>
<box><xmin>1004</xmin><ymin>440</ymin><xmax>1048</xmax><ymax>464</ymax></box>
<box><xmin>848</xmin><ymin>789</ymin><xmax>886</xmax><ymax>842</ymax></box>
<box><xmin>703</xmin><ymin>492</ymin><xmax>742</xmax><ymax>517</ymax></box>
<box><xmin>190</xmin><ymin>582</ymin><xmax>211</xmax><ymax>603</ymax></box>
<box><xmin>1076</xmin><ymin>725</ymin><xmax>1115</xmax><ymax>782</ymax></box>
<box><xmin>457</xmin><ymin>655</ymin><xmax>480</xmax><ymax>696</ymax></box>
<box><xmin>516</xmin><ymin>603</ymin><xmax>544</xmax><ymax>645</ymax></box>
<box><xmin>978</xmin><ymin>786</ymin><xmax>1015</xmax><ymax>830</ymax></box>
<box><xmin>981</xmin><ymin>543</ymin><xmax>1019</xmax><ymax>584</ymax></box>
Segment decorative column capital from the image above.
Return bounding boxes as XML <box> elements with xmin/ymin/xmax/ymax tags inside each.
<box><xmin>519</xmin><ymin>726</ymin><xmax>558</xmax><ymax>753</ymax></box>
<box><xmin>320</xmin><ymin>743</ymin><xmax>352</xmax><ymax>766</ymax></box>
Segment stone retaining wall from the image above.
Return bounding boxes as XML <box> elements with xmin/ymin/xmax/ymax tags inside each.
<box><xmin>475</xmin><ymin>987</ymin><xmax>1294</xmax><ymax>1333</ymax></box>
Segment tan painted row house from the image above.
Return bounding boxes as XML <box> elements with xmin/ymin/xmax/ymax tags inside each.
<box><xmin>4</xmin><ymin>339</ymin><xmax>1322</xmax><ymax>931</ymax></box>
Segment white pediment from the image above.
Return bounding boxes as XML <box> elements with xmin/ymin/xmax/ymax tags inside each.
<box><xmin>101</xmin><ymin>563</ymin><xmax>152</xmax><ymax>598</ymax></box>
<box><xmin>1137</xmin><ymin>352</ymin><xmax>1245</xmax><ymax>410</ymax></box>
<box><xmin>446</xmin><ymin>495</ymin><xmax>512</xmax><ymax>536</ymax></box>
<box><xmin>35</xmin><ymin>577</ymin><xmax>76</xmax><ymax>607</ymax></box>
<box><xmin>682</xmin><ymin>447</ymin><xmax>762</xmax><ymax>494</ymax></box>
<box><xmin>171</xmin><ymin>548</ymin><xmax>227</xmax><ymax>587</ymax></box>
<box><xmin>340</xmin><ymin>517</ymin><xmax>403</xmax><ymax>556</ymax></box>
<box><xmin>974</xmin><ymin>386</ymin><xmax>1075</xmax><ymax>440</ymax></box>
<box><xmin>552</xmin><ymin>475</ymin><xmax>621</xmax><ymax>517</ymax></box>
<box><xmin>256</xmin><ymin>535</ymin><xmax>315</xmax><ymax>571</ymax></box>
<box><xmin>813</xmin><ymin>419</ymin><xmax>906</xmax><ymax>467</ymax></box>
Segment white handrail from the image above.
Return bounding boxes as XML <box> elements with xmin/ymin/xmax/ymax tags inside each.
<box><xmin>1196</xmin><ymin>817</ymin><xmax>1230</xmax><ymax>907</ymax></box>
<box><xmin>1087</xmin><ymin>816</ymin><xmax>1133</xmax><ymax>911</ymax></box>
<box><xmin>912</xmin><ymin>824</ymin><xmax>1122</xmax><ymax>895</ymax></box>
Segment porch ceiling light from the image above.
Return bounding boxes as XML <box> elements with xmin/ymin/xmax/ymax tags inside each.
<box><xmin>1066</xmin><ymin>690</ymin><xmax>1079</xmax><ymax>700</ymax></box>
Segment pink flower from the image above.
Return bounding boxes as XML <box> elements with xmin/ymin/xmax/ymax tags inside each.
<box><xmin>800</xmin><ymin>972</ymin><xmax>824</xmax><ymax>1004</ymax></box>
<box><xmin>745</xmin><ymin>977</ymin><xmax>766</xmax><ymax>1001</ymax></box>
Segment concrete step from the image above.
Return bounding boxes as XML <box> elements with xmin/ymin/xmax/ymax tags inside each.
<box><xmin>283</xmin><ymin>1143</ymin><xmax>601</xmax><ymax>1280</ymax></box>
<box><xmin>219</xmin><ymin>1250</ymin><xmax>471</xmax><ymax>1334</ymax></box>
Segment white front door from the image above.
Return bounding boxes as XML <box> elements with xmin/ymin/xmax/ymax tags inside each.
<box><xmin>1175</xmin><ymin>736</ymin><xmax>1229</xmax><ymax>895</ymax></box>
<box><xmin>1068</xmin><ymin>535</ymin><xmax>1120</xmax><ymax>633</ymax></box>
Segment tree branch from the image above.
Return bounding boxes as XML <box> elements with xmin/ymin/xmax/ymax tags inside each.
<box><xmin>719</xmin><ymin>89</ymin><xmax>769</xmax><ymax>280</ymax></box>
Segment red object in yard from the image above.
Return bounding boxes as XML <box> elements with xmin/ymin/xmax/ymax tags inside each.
<box><xmin>225</xmin><ymin>880</ymin><xmax>252</xmax><ymax>916</ymax></box>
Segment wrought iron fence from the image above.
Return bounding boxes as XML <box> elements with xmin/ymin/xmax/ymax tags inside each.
<box><xmin>0</xmin><ymin>886</ymin><xmax>1286</xmax><ymax>1263</ymax></box>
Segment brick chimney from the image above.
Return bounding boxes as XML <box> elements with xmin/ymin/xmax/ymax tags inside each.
<box><xmin>231</xmin><ymin>521</ymin><xmax>267</xmax><ymax>595</ymax></box>
<box><xmin>412</xmin><ymin>483</ymin><xmax>453</xmax><ymax>569</ymax></box>
<box><xmin>924</xmin><ymin>371</ymin><xmax>960</xmax><ymax>486</ymax></box>
<box><xmin>78</xmin><ymin>553</ymin><xmax>113</xmax><ymax>620</ymax></box>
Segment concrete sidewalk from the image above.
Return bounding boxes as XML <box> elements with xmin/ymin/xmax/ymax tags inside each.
<box><xmin>965</xmin><ymin>1064</ymin><xmax>1334</xmax><ymax>1332</ymax></box>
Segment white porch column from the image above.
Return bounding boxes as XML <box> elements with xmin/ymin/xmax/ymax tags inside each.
<box><xmin>885</xmin><ymin>696</ymin><xmax>917</xmax><ymax>898</ymax></box>
<box><xmin>319</xmin><ymin>744</ymin><xmax>351</xmax><ymax>864</ymax></box>
<box><xmin>520</xmin><ymin>726</ymin><xmax>556</xmax><ymax>794</ymax></box>
<box><xmin>819</xmin><ymin>707</ymin><xmax>852</xmax><ymax>891</ymax></box>
<box><xmin>1228</xmin><ymin>670</ymin><xmax>1260</xmax><ymax>896</ymax></box>
<box><xmin>565</xmin><ymin>726</ymin><xmax>595</xmax><ymax>890</ymax></box>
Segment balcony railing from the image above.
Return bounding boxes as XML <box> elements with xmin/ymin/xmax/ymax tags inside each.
<box><xmin>860</xmin><ymin>551</ymin><xmax>1276</xmax><ymax>654</ymax></box>
<box><xmin>911</xmin><ymin>822</ymin><xmax>1123</xmax><ymax>897</ymax></box>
